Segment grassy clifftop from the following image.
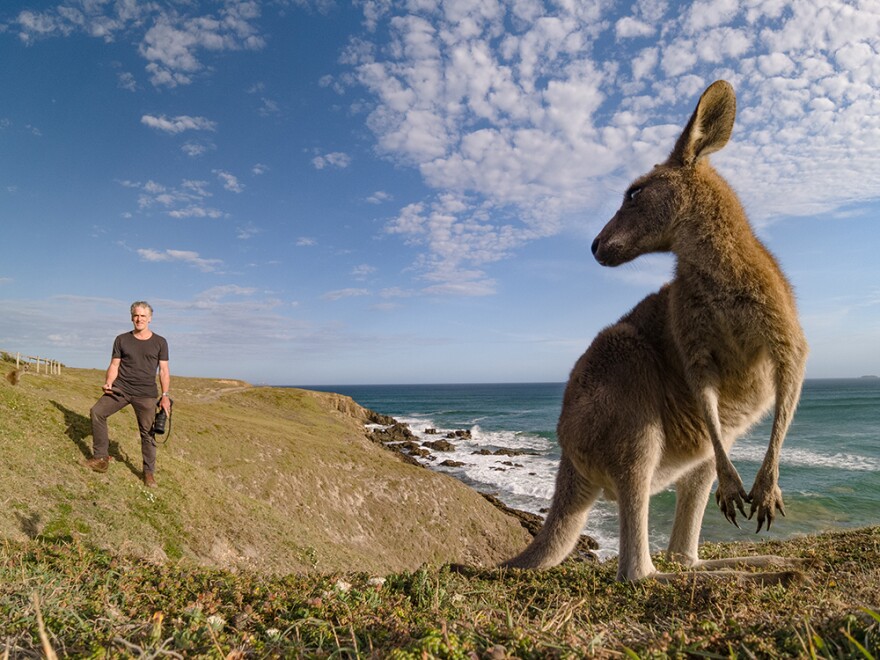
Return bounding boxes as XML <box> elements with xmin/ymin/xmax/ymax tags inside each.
<box><xmin>2</xmin><ymin>357</ymin><xmax>878</xmax><ymax>657</ymax></box>
<box><xmin>0</xmin><ymin>358</ymin><xmax>530</xmax><ymax>575</ymax></box>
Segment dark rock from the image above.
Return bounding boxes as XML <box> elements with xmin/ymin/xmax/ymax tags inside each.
<box><xmin>424</xmin><ymin>439</ymin><xmax>455</xmax><ymax>452</ymax></box>
<box><xmin>364</xmin><ymin>409</ymin><xmax>397</xmax><ymax>426</ymax></box>
<box><xmin>440</xmin><ymin>460</ymin><xmax>466</xmax><ymax>467</ymax></box>
<box><xmin>471</xmin><ymin>447</ymin><xmax>537</xmax><ymax>457</ymax></box>
<box><xmin>368</xmin><ymin>422</ymin><xmax>416</xmax><ymax>445</ymax></box>
<box><xmin>480</xmin><ymin>493</ymin><xmax>599</xmax><ymax>562</ymax></box>
<box><xmin>424</xmin><ymin>427</ymin><xmax>438</xmax><ymax>434</ymax></box>
<box><xmin>491</xmin><ymin>447</ymin><xmax>537</xmax><ymax>457</ymax></box>
<box><xmin>364</xmin><ymin>421</ymin><xmax>423</xmax><ymax>466</ymax></box>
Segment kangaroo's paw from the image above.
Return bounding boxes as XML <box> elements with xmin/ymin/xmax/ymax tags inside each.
<box><xmin>748</xmin><ymin>475</ymin><xmax>786</xmax><ymax>533</ymax></box>
<box><xmin>714</xmin><ymin>466</ymin><xmax>749</xmax><ymax>528</ymax></box>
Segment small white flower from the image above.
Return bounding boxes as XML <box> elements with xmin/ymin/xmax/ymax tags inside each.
<box><xmin>367</xmin><ymin>577</ymin><xmax>386</xmax><ymax>588</ymax></box>
<box><xmin>206</xmin><ymin>615</ymin><xmax>225</xmax><ymax>631</ymax></box>
<box><xmin>334</xmin><ymin>580</ymin><xmax>352</xmax><ymax>592</ymax></box>
<box><xmin>266</xmin><ymin>628</ymin><xmax>281</xmax><ymax>639</ymax></box>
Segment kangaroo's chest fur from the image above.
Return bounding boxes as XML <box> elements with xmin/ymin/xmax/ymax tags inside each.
<box><xmin>562</xmin><ymin>275</ymin><xmax>778</xmax><ymax>494</ymax></box>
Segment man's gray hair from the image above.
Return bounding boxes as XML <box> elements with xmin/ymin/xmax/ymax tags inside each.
<box><xmin>130</xmin><ymin>301</ymin><xmax>153</xmax><ymax>315</ymax></box>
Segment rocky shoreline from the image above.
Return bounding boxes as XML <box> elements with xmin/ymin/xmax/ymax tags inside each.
<box><xmin>361</xmin><ymin>408</ymin><xmax>599</xmax><ymax>562</ymax></box>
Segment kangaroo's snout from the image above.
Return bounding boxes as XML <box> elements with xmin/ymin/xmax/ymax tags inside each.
<box><xmin>591</xmin><ymin>235</ymin><xmax>612</xmax><ymax>267</ymax></box>
<box><xmin>591</xmin><ymin>231</ymin><xmax>622</xmax><ymax>267</ymax></box>
<box><xmin>592</xmin><ymin>234</ymin><xmax>614</xmax><ymax>267</ymax></box>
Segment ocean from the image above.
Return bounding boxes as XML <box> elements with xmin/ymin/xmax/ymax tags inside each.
<box><xmin>304</xmin><ymin>379</ymin><xmax>880</xmax><ymax>558</ymax></box>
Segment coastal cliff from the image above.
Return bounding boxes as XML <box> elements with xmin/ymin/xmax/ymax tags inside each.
<box><xmin>0</xmin><ymin>362</ymin><xmax>531</xmax><ymax>575</ymax></box>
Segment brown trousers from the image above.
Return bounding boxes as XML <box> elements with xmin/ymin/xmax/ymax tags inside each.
<box><xmin>90</xmin><ymin>392</ymin><xmax>158</xmax><ymax>473</ymax></box>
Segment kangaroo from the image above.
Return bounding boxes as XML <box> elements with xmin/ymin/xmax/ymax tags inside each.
<box><xmin>503</xmin><ymin>81</ymin><xmax>808</xmax><ymax>582</ymax></box>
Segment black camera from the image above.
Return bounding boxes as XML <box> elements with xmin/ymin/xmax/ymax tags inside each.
<box><xmin>151</xmin><ymin>398</ymin><xmax>172</xmax><ymax>435</ymax></box>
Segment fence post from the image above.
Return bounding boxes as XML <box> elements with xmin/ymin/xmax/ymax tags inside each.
<box><xmin>16</xmin><ymin>352</ymin><xmax>21</xmax><ymax>368</ymax></box>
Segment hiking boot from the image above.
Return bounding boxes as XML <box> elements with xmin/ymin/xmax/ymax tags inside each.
<box><xmin>83</xmin><ymin>456</ymin><xmax>110</xmax><ymax>473</ymax></box>
<box><xmin>143</xmin><ymin>471</ymin><xmax>157</xmax><ymax>488</ymax></box>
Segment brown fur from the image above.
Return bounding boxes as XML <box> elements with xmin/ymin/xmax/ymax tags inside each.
<box><xmin>503</xmin><ymin>81</ymin><xmax>808</xmax><ymax>582</ymax></box>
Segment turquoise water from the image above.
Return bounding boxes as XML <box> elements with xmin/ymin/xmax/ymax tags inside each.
<box><xmin>304</xmin><ymin>379</ymin><xmax>880</xmax><ymax>557</ymax></box>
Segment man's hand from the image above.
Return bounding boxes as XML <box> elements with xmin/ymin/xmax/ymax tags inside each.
<box><xmin>102</xmin><ymin>383</ymin><xmax>114</xmax><ymax>394</ymax></box>
<box><xmin>160</xmin><ymin>395</ymin><xmax>172</xmax><ymax>415</ymax></box>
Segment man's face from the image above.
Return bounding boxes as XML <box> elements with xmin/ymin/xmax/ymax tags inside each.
<box><xmin>131</xmin><ymin>307</ymin><xmax>152</xmax><ymax>331</ymax></box>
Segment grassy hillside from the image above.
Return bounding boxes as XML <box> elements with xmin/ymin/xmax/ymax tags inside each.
<box><xmin>0</xmin><ymin>356</ymin><xmax>530</xmax><ymax>575</ymax></box>
<box><xmin>2</xmin><ymin>355</ymin><xmax>878</xmax><ymax>657</ymax></box>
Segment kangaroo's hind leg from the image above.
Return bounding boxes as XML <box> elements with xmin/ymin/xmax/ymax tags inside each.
<box><xmin>501</xmin><ymin>454</ymin><xmax>599</xmax><ymax>569</ymax></box>
<box><xmin>667</xmin><ymin>458</ymin><xmax>716</xmax><ymax>567</ymax></box>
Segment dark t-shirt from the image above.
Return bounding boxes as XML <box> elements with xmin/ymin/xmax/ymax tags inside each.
<box><xmin>111</xmin><ymin>331</ymin><xmax>169</xmax><ymax>398</ymax></box>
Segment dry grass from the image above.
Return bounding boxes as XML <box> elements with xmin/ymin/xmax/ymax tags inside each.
<box><xmin>0</xmin><ymin>353</ymin><xmax>529</xmax><ymax>577</ymax></box>
<box><xmin>1</xmin><ymin>352</ymin><xmax>878</xmax><ymax>657</ymax></box>
<box><xmin>0</xmin><ymin>528</ymin><xmax>878</xmax><ymax>657</ymax></box>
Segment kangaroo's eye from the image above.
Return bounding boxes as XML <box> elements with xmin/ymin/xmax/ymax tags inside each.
<box><xmin>627</xmin><ymin>187</ymin><xmax>642</xmax><ymax>202</ymax></box>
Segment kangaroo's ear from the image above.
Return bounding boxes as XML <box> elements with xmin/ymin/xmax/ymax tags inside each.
<box><xmin>668</xmin><ymin>80</ymin><xmax>736</xmax><ymax>167</ymax></box>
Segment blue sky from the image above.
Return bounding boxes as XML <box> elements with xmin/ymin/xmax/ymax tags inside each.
<box><xmin>1</xmin><ymin>0</ymin><xmax>878</xmax><ymax>385</ymax></box>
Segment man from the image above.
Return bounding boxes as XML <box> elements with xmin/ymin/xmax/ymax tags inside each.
<box><xmin>84</xmin><ymin>301</ymin><xmax>171</xmax><ymax>487</ymax></box>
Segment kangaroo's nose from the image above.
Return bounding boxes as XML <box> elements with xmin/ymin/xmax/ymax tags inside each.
<box><xmin>591</xmin><ymin>237</ymin><xmax>600</xmax><ymax>256</ymax></box>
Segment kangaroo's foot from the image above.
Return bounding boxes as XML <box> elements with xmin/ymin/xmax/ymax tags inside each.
<box><xmin>653</xmin><ymin>568</ymin><xmax>803</xmax><ymax>586</ymax></box>
<box><xmin>653</xmin><ymin>553</ymin><xmax>809</xmax><ymax>586</ymax></box>
<box><xmin>694</xmin><ymin>555</ymin><xmax>810</xmax><ymax>572</ymax></box>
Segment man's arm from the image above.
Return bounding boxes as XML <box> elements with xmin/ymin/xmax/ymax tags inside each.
<box><xmin>158</xmin><ymin>360</ymin><xmax>171</xmax><ymax>414</ymax></box>
<box><xmin>103</xmin><ymin>358</ymin><xmax>121</xmax><ymax>394</ymax></box>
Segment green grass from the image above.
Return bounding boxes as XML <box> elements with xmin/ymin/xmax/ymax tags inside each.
<box><xmin>1</xmin><ymin>528</ymin><xmax>879</xmax><ymax>657</ymax></box>
<box><xmin>2</xmin><ymin>352</ymin><xmax>879</xmax><ymax>657</ymax></box>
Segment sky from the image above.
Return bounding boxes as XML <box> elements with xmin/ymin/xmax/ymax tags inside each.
<box><xmin>1</xmin><ymin>0</ymin><xmax>879</xmax><ymax>386</ymax></box>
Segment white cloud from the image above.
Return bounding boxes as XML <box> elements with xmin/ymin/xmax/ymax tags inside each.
<box><xmin>258</xmin><ymin>97</ymin><xmax>281</xmax><ymax>116</ymax></box>
<box><xmin>615</xmin><ymin>17</ymin><xmax>654</xmax><ymax>39</ymax></box>
<box><xmin>379</xmin><ymin>287</ymin><xmax>415</xmax><ymax>299</ymax></box>
<box><xmin>236</xmin><ymin>222</ymin><xmax>261</xmax><ymax>239</ymax></box>
<box><xmin>367</xmin><ymin>190</ymin><xmax>392</xmax><ymax>204</ymax></box>
<box><xmin>168</xmin><ymin>206</ymin><xmax>224</xmax><ymax>219</ymax></box>
<box><xmin>252</xmin><ymin>163</ymin><xmax>269</xmax><ymax>175</ymax></box>
<box><xmin>214</xmin><ymin>170</ymin><xmax>244</xmax><ymax>193</ymax></box>
<box><xmin>123</xmin><ymin>178</ymin><xmax>226</xmax><ymax>219</ymax></box>
<box><xmin>181</xmin><ymin>141</ymin><xmax>212</xmax><ymax>157</ymax></box>
<box><xmin>322</xmin><ymin>288</ymin><xmax>370</xmax><ymax>301</ymax></box>
<box><xmin>684</xmin><ymin>0</ymin><xmax>741</xmax><ymax>33</ymax></box>
<box><xmin>312</xmin><ymin>151</ymin><xmax>352</xmax><ymax>169</ymax></box>
<box><xmin>141</xmin><ymin>114</ymin><xmax>217</xmax><ymax>134</ymax></box>
<box><xmin>352</xmin><ymin>264</ymin><xmax>376</xmax><ymax>279</ymax></box>
<box><xmin>15</xmin><ymin>2</ymin><xmax>266</xmax><ymax>87</ymax></box>
<box><xmin>137</xmin><ymin>248</ymin><xmax>222</xmax><ymax>273</ymax></box>
<box><xmin>351</xmin><ymin>0</ymin><xmax>880</xmax><ymax>295</ymax></box>
<box><xmin>139</xmin><ymin>3</ymin><xmax>266</xmax><ymax>87</ymax></box>
<box><xmin>195</xmin><ymin>284</ymin><xmax>258</xmax><ymax>302</ymax></box>
<box><xmin>296</xmin><ymin>237</ymin><xmax>316</xmax><ymax>247</ymax></box>
<box><xmin>117</xmin><ymin>71</ymin><xmax>137</xmax><ymax>91</ymax></box>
